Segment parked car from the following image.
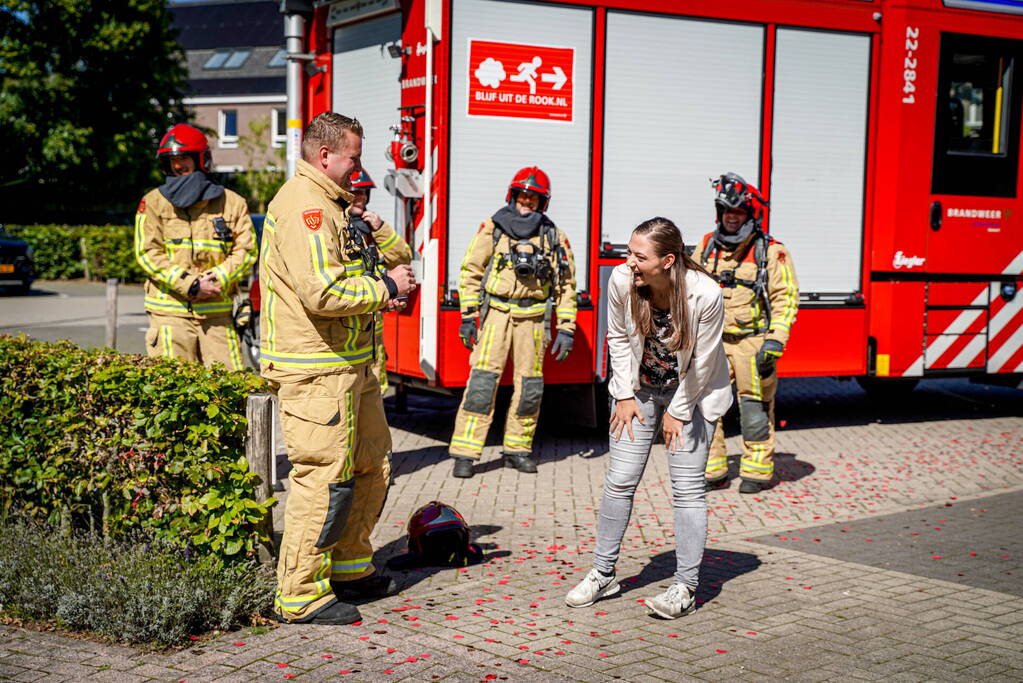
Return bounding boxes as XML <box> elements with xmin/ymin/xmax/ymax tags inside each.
<box><xmin>0</xmin><ymin>225</ymin><xmax>36</xmax><ymax>295</ymax></box>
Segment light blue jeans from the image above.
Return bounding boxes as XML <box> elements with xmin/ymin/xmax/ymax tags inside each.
<box><xmin>594</xmin><ymin>385</ymin><xmax>715</xmax><ymax>588</ymax></box>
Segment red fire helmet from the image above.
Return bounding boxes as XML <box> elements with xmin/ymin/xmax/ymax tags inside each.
<box><xmin>505</xmin><ymin>166</ymin><xmax>551</xmax><ymax>212</ymax></box>
<box><xmin>350</xmin><ymin>169</ymin><xmax>376</xmax><ymax>190</ymax></box>
<box><xmin>157</xmin><ymin>124</ymin><xmax>213</xmax><ymax>174</ymax></box>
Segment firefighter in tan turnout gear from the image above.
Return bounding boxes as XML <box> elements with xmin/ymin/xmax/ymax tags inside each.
<box><xmin>134</xmin><ymin>124</ymin><xmax>255</xmax><ymax>369</ymax></box>
<box><xmin>348</xmin><ymin>169</ymin><xmax>413</xmax><ymax>393</ymax></box>
<box><xmin>449</xmin><ymin>167</ymin><xmax>577</xmax><ymax>479</ymax></box>
<box><xmin>259</xmin><ymin>113</ymin><xmax>417</xmax><ymax>625</ymax></box>
<box><xmin>700</xmin><ymin>173</ymin><xmax>799</xmax><ymax>494</ymax></box>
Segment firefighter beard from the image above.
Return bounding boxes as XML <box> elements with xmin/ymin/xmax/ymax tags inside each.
<box><xmin>450</xmin><ymin>307</ymin><xmax>547</xmax><ymax>457</ymax></box>
<box><xmin>704</xmin><ymin>335</ymin><xmax>777</xmax><ymax>482</ymax></box>
<box><xmin>275</xmin><ymin>362</ymin><xmax>392</xmax><ymax>620</ymax></box>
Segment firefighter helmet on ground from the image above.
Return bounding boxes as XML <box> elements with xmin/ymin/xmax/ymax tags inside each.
<box><xmin>388</xmin><ymin>501</ymin><xmax>483</xmax><ymax>568</ymax></box>
<box><xmin>712</xmin><ymin>172</ymin><xmax>768</xmax><ymax>226</ymax></box>
<box><xmin>506</xmin><ymin>166</ymin><xmax>551</xmax><ymax>212</ymax></box>
<box><xmin>158</xmin><ymin>124</ymin><xmax>213</xmax><ymax>174</ymax></box>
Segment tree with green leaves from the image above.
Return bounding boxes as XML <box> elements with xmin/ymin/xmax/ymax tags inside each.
<box><xmin>0</xmin><ymin>0</ymin><xmax>189</xmax><ymax>222</ymax></box>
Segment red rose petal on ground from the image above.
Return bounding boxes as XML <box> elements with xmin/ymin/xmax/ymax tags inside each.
<box><xmin>358</xmin><ymin>636</ymin><xmax>369</xmax><ymax>641</ymax></box>
<box><xmin>386</xmin><ymin>648</ymin><xmax>397</xmax><ymax>653</ymax></box>
<box><xmin>445</xmin><ymin>615</ymin><xmax>458</xmax><ymax>620</ymax></box>
<box><xmin>517</xmin><ymin>659</ymin><xmax>529</xmax><ymax>664</ymax></box>
<box><xmin>284</xmin><ymin>675</ymin><xmax>295</xmax><ymax>680</ymax></box>
<box><xmin>383</xmin><ymin>669</ymin><xmax>394</xmax><ymax>674</ymax></box>
<box><xmin>277</xmin><ymin>663</ymin><xmax>289</xmax><ymax>668</ymax></box>
<box><xmin>598</xmin><ymin>653</ymin><xmax>610</xmax><ymax>658</ymax></box>
<box><xmin>233</xmin><ymin>642</ymin><xmax>245</xmax><ymax>646</ymax></box>
<box><xmin>932</xmin><ymin>555</ymin><xmax>942</xmax><ymax>559</ymax></box>
<box><xmin>453</xmin><ymin>635</ymin><xmax>465</xmax><ymax>639</ymax></box>
<box><xmin>594</xmin><ymin>611</ymin><xmax>608</xmax><ymax>615</ymax></box>
<box><xmin>554</xmin><ymin>651</ymin><xmax>565</xmax><ymax>655</ymax></box>
<box><xmin>340</xmin><ymin>671</ymin><xmax>354</xmax><ymax>675</ymax></box>
<box><xmin>518</xmin><ymin>645</ymin><xmax>529</xmax><ymax>650</ymax></box>
<box><xmin>746</xmin><ymin>631</ymin><xmax>757</xmax><ymax>635</ymax></box>
<box><xmin>485</xmin><ymin>638</ymin><xmax>498</xmax><ymax>642</ymax></box>
<box><xmin>716</xmin><ymin>649</ymin><xmax>729</xmax><ymax>653</ymax></box>
<box><xmin>321</xmin><ymin>654</ymin><xmax>333</xmax><ymax>659</ymax></box>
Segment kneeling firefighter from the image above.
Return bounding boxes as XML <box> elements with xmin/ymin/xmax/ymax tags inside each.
<box><xmin>448</xmin><ymin>167</ymin><xmax>577</xmax><ymax>478</ymax></box>
<box><xmin>699</xmin><ymin>173</ymin><xmax>799</xmax><ymax>494</ymax></box>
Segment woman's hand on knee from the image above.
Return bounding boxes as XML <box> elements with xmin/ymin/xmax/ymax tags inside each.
<box><xmin>662</xmin><ymin>411</ymin><xmax>685</xmax><ymax>452</ymax></box>
<box><xmin>610</xmin><ymin>397</ymin><xmax>643</xmax><ymax>442</ymax></box>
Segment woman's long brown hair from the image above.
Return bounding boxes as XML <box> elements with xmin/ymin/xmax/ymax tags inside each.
<box><xmin>628</xmin><ymin>217</ymin><xmax>710</xmax><ymax>354</ymax></box>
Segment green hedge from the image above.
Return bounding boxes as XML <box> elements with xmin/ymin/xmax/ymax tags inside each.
<box><xmin>0</xmin><ymin>335</ymin><xmax>274</xmax><ymax>560</ymax></box>
<box><xmin>5</xmin><ymin>224</ymin><xmax>145</xmax><ymax>283</ymax></box>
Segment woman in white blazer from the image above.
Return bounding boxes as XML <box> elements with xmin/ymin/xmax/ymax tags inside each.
<box><xmin>565</xmin><ymin>217</ymin><xmax>732</xmax><ymax>619</ymax></box>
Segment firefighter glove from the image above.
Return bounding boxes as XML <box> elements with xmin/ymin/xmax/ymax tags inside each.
<box><xmin>550</xmin><ymin>329</ymin><xmax>574</xmax><ymax>362</ymax></box>
<box><xmin>756</xmin><ymin>339</ymin><xmax>784</xmax><ymax>378</ymax></box>
<box><xmin>459</xmin><ymin>317</ymin><xmax>479</xmax><ymax>349</ymax></box>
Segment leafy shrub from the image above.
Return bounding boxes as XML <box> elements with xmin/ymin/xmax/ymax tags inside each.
<box><xmin>5</xmin><ymin>224</ymin><xmax>143</xmax><ymax>282</ymax></box>
<box><xmin>0</xmin><ymin>335</ymin><xmax>274</xmax><ymax>559</ymax></box>
<box><xmin>0</xmin><ymin>518</ymin><xmax>274</xmax><ymax>647</ymax></box>
<box><xmin>5</xmin><ymin>224</ymin><xmax>83</xmax><ymax>279</ymax></box>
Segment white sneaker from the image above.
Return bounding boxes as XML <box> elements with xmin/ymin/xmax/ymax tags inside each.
<box><xmin>644</xmin><ymin>583</ymin><xmax>696</xmax><ymax>619</ymax></box>
<box><xmin>565</xmin><ymin>568</ymin><xmax>620</xmax><ymax>608</ymax></box>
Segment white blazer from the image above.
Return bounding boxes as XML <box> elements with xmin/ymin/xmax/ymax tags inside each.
<box><xmin>605</xmin><ymin>263</ymin><xmax>732</xmax><ymax>422</ymax></box>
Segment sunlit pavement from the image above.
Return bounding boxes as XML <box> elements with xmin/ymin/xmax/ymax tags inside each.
<box><xmin>2</xmin><ymin>337</ymin><xmax>1022</xmax><ymax>680</ymax></box>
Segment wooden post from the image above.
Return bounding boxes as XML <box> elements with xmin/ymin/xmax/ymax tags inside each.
<box><xmin>246</xmin><ymin>393</ymin><xmax>276</xmax><ymax>566</ymax></box>
<box><xmin>105</xmin><ymin>278</ymin><xmax>118</xmax><ymax>349</ymax></box>
<box><xmin>80</xmin><ymin>236</ymin><xmax>90</xmax><ymax>280</ymax></box>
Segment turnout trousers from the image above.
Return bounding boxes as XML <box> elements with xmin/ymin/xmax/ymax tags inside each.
<box><xmin>705</xmin><ymin>334</ymin><xmax>777</xmax><ymax>483</ymax></box>
<box><xmin>449</xmin><ymin>308</ymin><xmax>546</xmax><ymax>458</ymax></box>
<box><xmin>274</xmin><ymin>362</ymin><xmax>392</xmax><ymax>621</ymax></box>
<box><xmin>145</xmin><ymin>312</ymin><xmax>244</xmax><ymax>370</ymax></box>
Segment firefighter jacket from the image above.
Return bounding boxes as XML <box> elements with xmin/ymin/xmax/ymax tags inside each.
<box><xmin>133</xmin><ymin>187</ymin><xmax>255</xmax><ymax>319</ymax></box>
<box><xmin>259</xmin><ymin>159</ymin><xmax>394</xmax><ymax>383</ymax></box>
<box><xmin>696</xmin><ymin>230</ymin><xmax>799</xmax><ymax>348</ymax></box>
<box><xmin>458</xmin><ymin>217</ymin><xmax>577</xmax><ymax>333</ymax></box>
<box><xmin>373</xmin><ymin>221</ymin><xmax>412</xmax><ymax>269</ymax></box>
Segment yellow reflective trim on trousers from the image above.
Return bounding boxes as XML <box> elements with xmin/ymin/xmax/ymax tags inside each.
<box><xmin>706</xmin><ymin>456</ymin><xmax>728</xmax><ymax>468</ymax></box>
<box><xmin>160</xmin><ymin>325</ymin><xmax>172</xmax><ymax>358</ymax></box>
<box><xmin>340</xmin><ymin>392</ymin><xmax>354</xmax><ymax>481</ymax></box>
<box><xmin>532</xmin><ymin>328</ymin><xmax>544</xmax><ymax>374</ymax></box>
<box><xmin>226</xmin><ymin>323</ymin><xmax>243</xmax><ymax>370</ymax></box>
<box><xmin>474</xmin><ymin>324</ymin><xmax>496</xmax><ymax>370</ymax></box>
<box><xmin>749</xmin><ymin>354</ymin><xmax>762</xmax><ymax>400</ymax></box>
<box><xmin>333</xmin><ymin>557</ymin><xmax>372</xmax><ymax>573</ymax></box>
<box><xmin>741</xmin><ymin>459</ymin><xmax>772</xmax><ymax>473</ymax></box>
<box><xmin>454</xmin><ymin>416</ymin><xmax>485</xmax><ymax>453</ymax></box>
<box><xmin>275</xmin><ymin>552</ymin><xmax>332</xmax><ymax>612</ymax></box>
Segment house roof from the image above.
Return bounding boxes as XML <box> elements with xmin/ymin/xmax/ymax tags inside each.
<box><xmin>170</xmin><ymin>0</ymin><xmax>283</xmax><ymax>50</ymax></box>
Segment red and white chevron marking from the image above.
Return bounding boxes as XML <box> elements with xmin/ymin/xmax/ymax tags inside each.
<box><xmin>905</xmin><ymin>249</ymin><xmax>1023</xmax><ymax>376</ymax></box>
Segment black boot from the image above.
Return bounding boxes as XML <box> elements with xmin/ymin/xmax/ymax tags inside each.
<box><xmin>705</xmin><ymin>476</ymin><xmax>728</xmax><ymax>491</ymax></box>
<box><xmin>739</xmin><ymin>479</ymin><xmax>764</xmax><ymax>494</ymax></box>
<box><xmin>276</xmin><ymin>599</ymin><xmax>361</xmax><ymax>625</ymax></box>
<box><xmin>332</xmin><ymin>573</ymin><xmax>396</xmax><ymax>600</ymax></box>
<box><xmin>504</xmin><ymin>452</ymin><xmax>538</xmax><ymax>473</ymax></box>
<box><xmin>452</xmin><ymin>456</ymin><xmax>475</xmax><ymax>478</ymax></box>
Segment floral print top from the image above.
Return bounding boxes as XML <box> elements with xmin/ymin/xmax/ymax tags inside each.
<box><xmin>639</xmin><ymin>307</ymin><xmax>679</xmax><ymax>387</ymax></box>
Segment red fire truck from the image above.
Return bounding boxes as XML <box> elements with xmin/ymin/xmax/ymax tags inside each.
<box><xmin>278</xmin><ymin>0</ymin><xmax>1023</xmax><ymax>407</ymax></box>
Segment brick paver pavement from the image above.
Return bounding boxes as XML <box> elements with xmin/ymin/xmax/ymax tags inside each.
<box><xmin>2</xmin><ymin>377</ymin><xmax>1021</xmax><ymax>681</ymax></box>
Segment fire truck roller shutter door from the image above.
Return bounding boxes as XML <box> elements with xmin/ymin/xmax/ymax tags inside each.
<box><xmin>770</xmin><ymin>29</ymin><xmax>869</xmax><ymax>297</ymax></box>
<box><xmin>602</xmin><ymin>11</ymin><xmax>763</xmax><ymax>246</ymax></box>
<box><xmin>332</xmin><ymin>12</ymin><xmax>402</xmax><ymax>232</ymax></box>
<box><xmin>449</xmin><ymin>0</ymin><xmax>594</xmax><ymax>292</ymax></box>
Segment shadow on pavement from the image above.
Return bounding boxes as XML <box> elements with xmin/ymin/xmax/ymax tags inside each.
<box><xmin>703</xmin><ymin>452</ymin><xmax>815</xmax><ymax>492</ymax></box>
<box><xmin>0</xmin><ymin>285</ymin><xmax>57</xmax><ymax>297</ymax></box>
<box><xmin>771</xmin><ymin>376</ymin><xmax>1022</xmax><ymax>432</ymax></box>
<box><xmin>373</xmin><ymin>523</ymin><xmax>511</xmax><ymax>592</ymax></box>
<box><xmin>618</xmin><ymin>548</ymin><xmax>761</xmax><ymax>611</ymax></box>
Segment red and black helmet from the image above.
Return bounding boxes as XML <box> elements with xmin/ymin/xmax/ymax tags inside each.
<box><xmin>350</xmin><ymin>169</ymin><xmax>375</xmax><ymax>200</ymax></box>
<box><xmin>389</xmin><ymin>500</ymin><xmax>482</xmax><ymax>568</ymax></box>
<box><xmin>157</xmin><ymin>124</ymin><xmax>213</xmax><ymax>174</ymax></box>
<box><xmin>350</xmin><ymin>169</ymin><xmax>375</xmax><ymax>190</ymax></box>
<box><xmin>505</xmin><ymin>166</ymin><xmax>551</xmax><ymax>212</ymax></box>
<box><xmin>712</xmin><ymin>172</ymin><xmax>768</xmax><ymax>226</ymax></box>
